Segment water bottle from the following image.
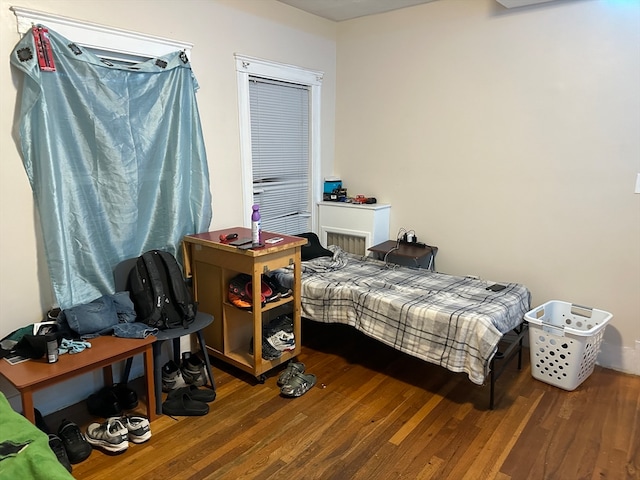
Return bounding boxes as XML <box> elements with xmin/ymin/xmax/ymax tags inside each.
<box><xmin>251</xmin><ymin>204</ymin><xmax>261</xmax><ymax>245</ymax></box>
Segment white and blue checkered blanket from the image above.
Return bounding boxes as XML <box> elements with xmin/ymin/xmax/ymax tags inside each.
<box><xmin>275</xmin><ymin>247</ymin><xmax>531</xmax><ymax>385</ymax></box>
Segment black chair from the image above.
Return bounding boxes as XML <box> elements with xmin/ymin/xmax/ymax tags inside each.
<box><xmin>114</xmin><ymin>257</ymin><xmax>215</xmax><ymax>415</ymax></box>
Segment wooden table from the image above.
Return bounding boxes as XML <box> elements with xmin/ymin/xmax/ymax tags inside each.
<box><xmin>0</xmin><ymin>335</ymin><xmax>156</xmax><ymax>423</ymax></box>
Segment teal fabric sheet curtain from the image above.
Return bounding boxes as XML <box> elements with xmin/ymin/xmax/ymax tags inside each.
<box><xmin>10</xmin><ymin>27</ymin><xmax>212</xmax><ymax>309</ymax></box>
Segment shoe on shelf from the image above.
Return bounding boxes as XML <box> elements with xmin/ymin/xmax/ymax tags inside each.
<box><xmin>120</xmin><ymin>414</ymin><xmax>152</xmax><ymax>444</ymax></box>
<box><xmin>86</xmin><ymin>418</ymin><xmax>129</xmax><ymax>453</ymax></box>
<box><xmin>248</xmin><ymin>278</ymin><xmax>276</xmax><ymax>303</ymax></box>
<box><xmin>228</xmin><ymin>291</ymin><xmax>252</xmax><ymax>310</ymax></box>
<box><xmin>180</xmin><ymin>353</ymin><xmax>207</xmax><ymax>387</ymax></box>
<box><xmin>86</xmin><ymin>387</ymin><xmax>122</xmax><ymax>418</ymax></box>
<box><xmin>249</xmin><ymin>336</ymin><xmax>282</xmax><ymax>361</ymax></box>
<box><xmin>264</xmin><ymin>274</ymin><xmax>292</xmax><ymax>298</ymax></box>
<box><xmin>48</xmin><ymin>434</ymin><xmax>72</xmax><ymax>473</ymax></box>
<box><xmin>162</xmin><ymin>360</ymin><xmax>188</xmax><ymax>392</ymax></box>
<box><xmin>57</xmin><ymin>419</ymin><xmax>92</xmax><ymax>464</ymax></box>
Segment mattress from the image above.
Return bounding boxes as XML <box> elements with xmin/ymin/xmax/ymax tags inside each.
<box><xmin>275</xmin><ymin>247</ymin><xmax>531</xmax><ymax>385</ymax></box>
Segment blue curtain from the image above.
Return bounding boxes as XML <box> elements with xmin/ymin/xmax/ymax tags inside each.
<box><xmin>10</xmin><ymin>27</ymin><xmax>212</xmax><ymax>309</ymax></box>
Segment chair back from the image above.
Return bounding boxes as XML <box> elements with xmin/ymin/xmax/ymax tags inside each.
<box><xmin>113</xmin><ymin>258</ymin><xmax>137</xmax><ymax>292</ymax></box>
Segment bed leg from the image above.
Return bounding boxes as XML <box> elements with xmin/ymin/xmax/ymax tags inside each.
<box><xmin>489</xmin><ymin>361</ymin><xmax>495</xmax><ymax>410</ymax></box>
<box><xmin>517</xmin><ymin>323</ymin><xmax>527</xmax><ymax>370</ymax></box>
<box><xmin>518</xmin><ymin>335</ymin><xmax>523</xmax><ymax>370</ymax></box>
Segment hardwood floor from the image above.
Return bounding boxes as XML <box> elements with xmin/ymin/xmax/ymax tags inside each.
<box><xmin>47</xmin><ymin>320</ymin><xmax>639</xmax><ymax>480</ymax></box>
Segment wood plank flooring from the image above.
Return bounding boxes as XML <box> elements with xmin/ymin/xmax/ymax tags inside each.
<box><xmin>46</xmin><ymin>320</ymin><xmax>639</xmax><ymax>480</ymax></box>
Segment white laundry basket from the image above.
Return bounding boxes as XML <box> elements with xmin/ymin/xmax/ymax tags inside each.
<box><xmin>525</xmin><ymin>300</ymin><xmax>612</xmax><ymax>391</ymax></box>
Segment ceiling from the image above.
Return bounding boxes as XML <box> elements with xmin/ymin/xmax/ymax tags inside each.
<box><xmin>275</xmin><ymin>0</ymin><xmax>560</xmax><ymax>22</ymax></box>
<box><xmin>275</xmin><ymin>0</ymin><xmax>437</xmax><ymax>22</ymax></box>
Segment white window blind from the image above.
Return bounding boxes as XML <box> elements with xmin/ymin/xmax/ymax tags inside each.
<box><xmin>250</xmin><ymin>77</ymin><xmax>311</xmax><ymax>235</ymax></box>
<box><xmin>235</xmin><ymin>54</ymin><xmax>323</xmax><ymax>234</ymax></box>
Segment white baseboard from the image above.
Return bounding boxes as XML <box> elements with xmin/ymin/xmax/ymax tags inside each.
<box><xmin>596</xmin><ymin>340</ymin><xmax>640</xmax><ymax>376</ymax></box>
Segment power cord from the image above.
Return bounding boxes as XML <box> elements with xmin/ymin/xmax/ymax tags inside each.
<box><xmin>384</xmin><ymin>227</ymin><xmax>408</xmax><ymax>265</ymax></box>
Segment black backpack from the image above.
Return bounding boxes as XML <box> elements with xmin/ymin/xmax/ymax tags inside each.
<box><xmin>128</xmin><ymin>250</ymin><xmax>197</xmax><ymax>330</ymax></box>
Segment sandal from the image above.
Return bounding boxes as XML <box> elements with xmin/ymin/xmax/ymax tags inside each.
<box><xmin>280</xmin><ymin>372</ymin><xmax>316</xmax><ymax>398</ymax></box>
<box><xmin>170</xmin><ymin>385</ymin><xmax>216</xmax><ymax>403</ymax></box>
<box><xmin>277</xmin><ymin>361</ymin><xmax>306</xmax><ymax>387</ymax></box>
<box><xmin>162</xmin><ymin>391</ymin><xmax>209</xmax><ymax>416</ymax></box>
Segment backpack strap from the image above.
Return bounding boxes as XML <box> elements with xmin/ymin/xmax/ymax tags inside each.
<box><xmin>157</xmin><ymin>251</ymin><xmax>196</xmax><ymax>328</ymax></box>
<box><xmin>140</xmin><ymin>251</ymin><xmax>167</xmax><ymax>328</ymax></box>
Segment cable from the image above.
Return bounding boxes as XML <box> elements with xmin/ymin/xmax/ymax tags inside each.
<box><xmin>383</xmin><ymin>245</ymin><xmax>400</xmax><ymax>265</ymax></box>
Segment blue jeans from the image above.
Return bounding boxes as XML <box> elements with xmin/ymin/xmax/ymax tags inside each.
<box><xmin>60</xmin><ymin>292</ymin><xmax>157</xmax><ymax>339</ymax></box>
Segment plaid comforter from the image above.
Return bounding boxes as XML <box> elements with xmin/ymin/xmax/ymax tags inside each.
<box><xmin>275</xmin><ymin>248</ymin><xmax>531</xmax><ymax>385</ymax></box>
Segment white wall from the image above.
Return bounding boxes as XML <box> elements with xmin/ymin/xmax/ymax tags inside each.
<box><xmin>1</xmin><ymin>0</ymin><xmax>637</xmax><ymax>415</ymax></box>
<box><xmin>334</xmin><ymin>0</ymin><xmax>640</xmax><ymax>373</ymax></box>
<box><xmin>0</xmin><ymin>0</ymin><xmax>337</xmax><ymax>413</ymax></box>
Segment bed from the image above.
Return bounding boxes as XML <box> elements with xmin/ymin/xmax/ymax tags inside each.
<box><xmin>274</xmin><ymin>241</ymin><xmax>531</xmax><ymax>408</ymax></box>
<box><xmin>0</xmin><ymin>392</ymin><xmax>73</xmax><ymax>479</ymax></box>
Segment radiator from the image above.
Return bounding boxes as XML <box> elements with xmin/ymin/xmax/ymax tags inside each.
<box><xmin>326</xmin><ymin>231</ymin><xmax>366</xmax><ymax>256</ymax></box>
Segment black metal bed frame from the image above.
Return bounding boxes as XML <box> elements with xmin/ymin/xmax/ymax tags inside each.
<box><xmin>488</xmin><ymin>322</ymin><xmax>529</xmax><ymax>409</ymax></box>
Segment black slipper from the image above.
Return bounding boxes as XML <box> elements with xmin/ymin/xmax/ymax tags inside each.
<box><xmin>162</xmin><ymin>392</ymin><xmax>209</xmax><ymax>416</ymax></box>
<box><xmin>169</xmin><ymin>385</ymin><xmax>216</xmax><ymax>403</ymax></box>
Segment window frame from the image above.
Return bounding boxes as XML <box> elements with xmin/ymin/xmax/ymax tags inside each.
<box><xmin>11</xmin><ymin>6</ymin><xmax>193</xmax><ymax>62</ymax></box>
<box><xmin>235</xmin><ymin>54</ymin><xmax>323</xmax><ymax>231</ymax></box>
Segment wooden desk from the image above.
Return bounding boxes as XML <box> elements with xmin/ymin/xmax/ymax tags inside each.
<box><xmin>368</xmin><ymin>240</ymin><xmax>438</xmax><ymax>270</ymax></box>
<box><xmin>0</xmin><ymin>335</ymin><xmax>156</xmax><ymax>423</ymax></box>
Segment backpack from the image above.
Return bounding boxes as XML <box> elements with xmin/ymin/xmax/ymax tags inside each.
<box><xmin>128</xmin><ymin>250</ymin><xmax>197</xmax><ymax>330</ymax></box>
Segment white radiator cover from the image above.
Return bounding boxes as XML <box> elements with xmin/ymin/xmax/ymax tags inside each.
<box><xmin>318</xmin><ymin>202</ymin><xmax>391</xmax><ymax>255</ymax></box>
<box><xmin>326</xmin><ymin>231</ymin><xmax>367</xmax><ymax>255</ymax></box>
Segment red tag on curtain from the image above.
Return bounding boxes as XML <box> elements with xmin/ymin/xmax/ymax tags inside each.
<box><xmin>32</xmin><ymin>26</ymin><xmax>56</xmax><ymax>72</ymax></box>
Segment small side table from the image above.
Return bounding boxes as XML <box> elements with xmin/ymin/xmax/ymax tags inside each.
<box><xmin>0</xmin><ymin>335</ymin><xmax>156</xmax><ymax>423</ymax></box>
<box><xmin>368</xmin><ymin>240</ymin><xmax>438</xmax><ymax>270</ymax></box>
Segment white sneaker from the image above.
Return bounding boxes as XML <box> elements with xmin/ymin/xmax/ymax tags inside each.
<box><xmin>121</xmin><ymin>415</ymin><xmax>152</xmax><ymax>444</ymax></box>
<box><xmin>86</xmin><ymin>418</ymin><xmax>128</xmax><ymax>453</ymax></box>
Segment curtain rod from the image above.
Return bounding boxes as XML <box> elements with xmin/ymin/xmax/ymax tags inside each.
<box><xmin>11</xmin><ymin>6</ymin><xmax>193</xmax><ymax>59</ymax></box>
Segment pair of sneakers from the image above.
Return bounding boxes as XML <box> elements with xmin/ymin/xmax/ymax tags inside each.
<box><xmin>85</xmin><ymin>414</ymin><xmax>151</xmax><ymax>454</ymax></box>
<box><xmin>47</xmin><ymin>419</ymin><xmax>92</xmax><ymax>473</ymax></box>
<box><xmin>47</xmin><ymin>418</ymin><xmax>92</xmax><ymax>473</ymax></box>
<box><xmin>162</xmin><ymin>353</ymin><xmax>206</xmax><ymax>392</ymax></box>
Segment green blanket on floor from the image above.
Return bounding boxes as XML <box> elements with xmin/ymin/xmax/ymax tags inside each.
<box><xmin>0</xmin><ymin>391</ymin><xmax>73</xmax><ymax>479</ymax></box>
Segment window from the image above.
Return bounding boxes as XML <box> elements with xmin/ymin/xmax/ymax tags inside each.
<box><xmin>236</xmin><ymin>54</ymin><xmax>323</xmax><ymax>235</ymax></box>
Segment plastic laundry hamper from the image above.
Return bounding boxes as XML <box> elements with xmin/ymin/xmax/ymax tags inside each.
<box><xmin>525</xmin><ymin>300</ymin><xmax>612</xmax><ymax>391</ymax></box>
